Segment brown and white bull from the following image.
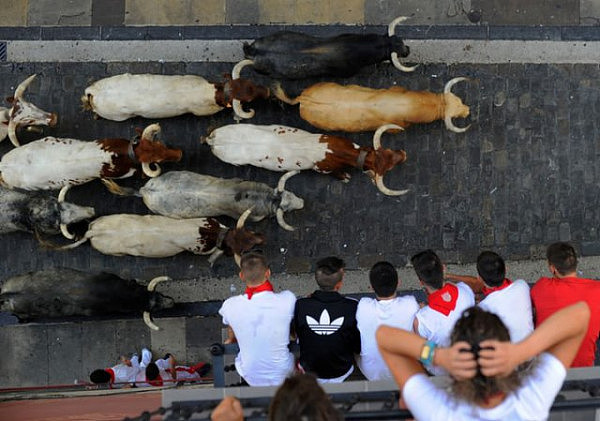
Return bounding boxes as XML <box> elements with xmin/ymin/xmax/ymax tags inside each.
<box><xmin>204</xmin><ymin>124</ymin><xmax>409</xmax><ymax>196</ymax></box>
<box><xmin>60</xmin><ymin>209</ymin><xmax>264</xmax><ymax>265</ymax></box>
<box><xmin>82</xmin><ymin>73</ymin><xmax>269</xmax><ymax>121</ymax></box>
<box><xmin>104</xmin><ymin>170</ymin><xmax>304</xmax><ymax>231</ymax></box>
<box><xmin>273</xmin><ymin>77</ymin><xmax>470</xmax><ymax>133</ymax></box>
<box><xmin>1</xmin><ymin>74</ymin><xmax>57</xmax><ymax>147</ymax></box>
<box><xmin>0</xmin><ymin>123</ymin><xmax>182</xmax><ymax>198</ymax></box>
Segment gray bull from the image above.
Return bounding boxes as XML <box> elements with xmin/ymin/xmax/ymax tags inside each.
<box><xmin>0</xmin><ymin>185</ymin><xmax>94</xmax><ymax>238</ymax></box>
<box><xmin>0</xmin><ymin>268</ymin><xmax>174</xmax><ymax>330</ymax></box>
<box><xmin>104</xmin><ymin>170</ymin><xmax>304</xmax><ymax>231</ymax></box>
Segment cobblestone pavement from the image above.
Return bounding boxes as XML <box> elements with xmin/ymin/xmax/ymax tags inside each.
<box><xmin>1</xmin><ymin>0</ymin><xmax>600</xmax><ymax>393</ymax></box>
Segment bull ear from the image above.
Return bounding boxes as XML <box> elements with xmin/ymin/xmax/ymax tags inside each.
<box><xmin>6</xmin><ymin>96</ymin><xmax>14</xmax><ymax>104</ymax></box>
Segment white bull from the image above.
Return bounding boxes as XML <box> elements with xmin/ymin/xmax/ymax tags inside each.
<box><xmin>1</xmin><ymin>74</ymin><xmax>57</xmax><ymax>147</ymax></box>
<box><xmin>60</xmin><ymin>209</ymin><xmax>264</xmax><ymax>265</ymax></box>
<box><xmin>82</xmin><ymin>73</ymin><xmax>269</xmax><ymax>121</ymax></box>
<box><xmin>204</xmin><ymin>123</ymin><xmax>409</xmax><ymax>196</ymax></box>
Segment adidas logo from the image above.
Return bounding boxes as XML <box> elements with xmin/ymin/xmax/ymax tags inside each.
<box><xmin>306</xmin><ymin>310</ymin><xmax>344</xmax><ymax>335</ymax></box>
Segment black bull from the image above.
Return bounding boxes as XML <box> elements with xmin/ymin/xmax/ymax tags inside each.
<box><xmin>0</xmin><ymin>268</ymin><xmax>174</xmax><ymax>321</ymax></box>
<box><xmin>243</xmin><ymin>32</ymin><xmax>410</xmax><ymax>79</ymax></box>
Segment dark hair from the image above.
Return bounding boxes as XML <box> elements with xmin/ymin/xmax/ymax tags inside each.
<box><xmin>240</xmin><ymin>251</ymin><xmax>269</xmax><ymax>284</ymax></box>
<box><xmin>145</xmin><ymin>362</ymin><xmax>160</xmax><ymax>381</ymax></box>
<box><xmin>314</xmin><ymin>256</ymin><xmax>345</xmax><ymax>291</ymax></box>
<box><xmin>369</xmin><ymin>261</ymin><xmax>398</xmax><ymax>297</ymax></box>
<box><xmin>268</xmin><ymin>374</ymin><xmax>343</xmax><ymax>421</ymax></box>
<box><xmin>410</xmin><ymin>249</ymin><xmax>444</xmax><ymax>289</ymax></box>
<box><xmin>547</xmin><ymin>242</ymin><xmax>578</xmax><ymax>276</ymax></box>
<box><xmin>476</xmin><ymin>251</ymin><xmax>506</xmax><ymax>287</ymax></box>
<box><xmin>450</xmin><ymin>306</ymin><xmax>520</xmax><ymax>404</ymax></box>
<box><xmin>90</xmin><ymin>369</ymin><xmax>111</xmax><ymax>384</ymax></box>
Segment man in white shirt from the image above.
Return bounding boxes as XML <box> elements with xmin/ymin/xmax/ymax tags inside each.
<box><xmin>219</xmin><ymin>251</ymin><xmax>296</xmax><ymax>386</ymax></box>
<box><xmin>356</xmin><ymin>261</ymin><xmax>419</xmax><ymax>380</ymax></box>
<box><xmin>136</xmin><ymin>353</ymin><xmax>211</xmax><ymax>387</ymax></box>
<box><xmin>411</xmin><ymin>250</ymin><xmax>475</xmax><ymax>375</ymax></box>
<box><xmin>89</xmin><ymin>348</ymin><xmax>151</xmax><ymax>388</ymax></box>
<box><xmin>446</xmin><ymin>251</ymin><xmax>534</xmax><ymax>343</ymax></box>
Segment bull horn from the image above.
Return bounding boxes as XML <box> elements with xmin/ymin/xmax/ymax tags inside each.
<box><xmin>276</xmin><ymin>208</ymin><xmax>295</xmax><ymax>231</ymax></box>
<box><xmin>234</xmin><ymin>253</ymin><xmax>241</xmax><ymax>268</ymax></box>
<box><xmin>58</xmin><ymin>185</ymin><xmax>75</xmax><ymax>239</ymax></box>
<box><xmin>147</xmin><ymin>275</ymin><xmax>171</xmax><ymax>292</ymax></box>
<box><xmin>373</xmin><ymin>124</ymin><xmax>404</xmax><ymax>150</ymax></box>
<box><xmin>388</xmin><ymin>17</ymin><xmax>418</xmax><ymax>73</ymax></box>
<box><xmin>277</xmin><ymin>170</ymin><xmax>300</xmax><ymax>193</ymax></box>
<box><xmin>375</xmin><ymin>174</ymin><xmax>409</xmax><ymax>196</ymax></box>
<box><xmin>60</xmin><ymin>224</ymin><xmax>75</xmax><ymax>240</ymax></box>
<box><xmin>142</xmin><ymin>162</ymin><xmax>162</xmax><ymax>177</ymax></box>
<box><xmin>208</xmin><ymin>249</ymin><xmax>224</xmax><ymax>266</ymax></box>
<box><xmin>443</xmin><ymin>77</ymin><xmax>471</xmax><ymax>133</ymax></box>
<box><xmin>443</xmin><ymin>77</ymin><xmax>469</xmax><ymax>94</ymax></box>
<box><xmin>236</xmin><ymin>207</ymin><xmax>254</xmax><ymax>229</ymax></box>
<box><xmin>14</xmin><ymin>74</ymin><xmax>37</xmax><ymax>99</ymax></box>
<box><xmin>231</xmin><ymin>60</ymin><xmax>256</xmax><ymax>120</ymax></box>
<box><xmin>7</xmin><ymin>119</ymin><xmax>20</xmax><ymax>147</ymax></box>
<box><xmin>143</xmin><ymin>311</ymin><xmax>161</xmax><ymax>331</ymax></box>
<box><xmin>232</xmin><ymin>99</ymin><xmax>255</xmax><ymax>120</ymax></box>
<box><xmin>232</xmin><ymin>59</ymin><xmax>254</xmax><ymax>80</ymax></box>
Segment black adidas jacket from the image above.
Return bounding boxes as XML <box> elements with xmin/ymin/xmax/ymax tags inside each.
<box><xmin>294</xmin><ymin>290</ymin><xmax>361</xmax><ymax>379</ymax></box>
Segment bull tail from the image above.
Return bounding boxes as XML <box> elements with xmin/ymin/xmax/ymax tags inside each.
<box><xmin>101</xmin><ymin>178</ymin><xmax>140</xmax><ymax>197</ymax></box>
<box><xmin>36</xmin><ymin>229</ymin><xmax>90</xmax><ymax>251</ymax></box>
<box><xmin>272</xmin><ymin>83</ymin><xmax>300</xmax><ymax>106</ymax></box>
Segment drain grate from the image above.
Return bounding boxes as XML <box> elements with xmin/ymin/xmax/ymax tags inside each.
<box><xmin>0</xmin><ymin>43</ymin><xmax>6</xmax><ymax>62</ymax></box>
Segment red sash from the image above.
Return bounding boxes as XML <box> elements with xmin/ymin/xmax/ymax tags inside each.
<box><xmin>148</xmin><ymin>374</ymin><xmax>163</xmax><ymax>387</ymax></box>
<box><xmin>428</xmin><ymin>284</ymin><xmax>459</xmax><ymax>316</ymax></box>
<box><xmin>482</xmin><ymin>278</ymin><xmax>512</xmax><ymax>296</ymax></box>
<box><xmin>245</xmin><ymin>280</ymin><xmax>274</xmax><ymax>299</ymax></box>
<box><xmin>105</xmin><ymin>368</ymin><xmax>115</xmax><ymax>384</ymax></box>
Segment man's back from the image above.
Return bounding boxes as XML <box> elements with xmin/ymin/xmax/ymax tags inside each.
<box><xmin>531</xmin><ymin>276</ymin><xmax>600</xmax><ymax>366</ymax></box>
<box><xmin>478</xmin><ymin>279</ymin><xmax>534</xmax><ymax>343</ymax></box>
<box><xmin>219</xmin><ymin>290</ymin><xmax>296</xmax><ymax>385</ymax></box>
<box><xmin>294</xmin><ymin>290</ymin><xmax>360</xmax><ymax>380</ymax></box>
<box><xmin>356</xmin><ymin>295</ymin><xmax>419</xmax><ymax>380</ymax></box>
<box><xmin>416</xmin><ymin>282</ymin><xmax>475</xmax><ymax>346</ymax></box>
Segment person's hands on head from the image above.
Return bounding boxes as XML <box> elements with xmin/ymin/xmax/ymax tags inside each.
<box><xmin>211</xmin><ymin>396</ymin><xmax>244</xmax><ymax>421</ymax></box>
<box><xmin>120</xmin><ymin>355</ymin><xmax>132</xmax><ymax>366</ymax></box>
<box><xmin>436</xmin><ymin>341</ymin><xmax>477</xmax><ymax>380</ymax></box>
<box><xmin>477</xmin><ymin>340</ymin><xmax>519</xmax><ymax>378</ymax></box>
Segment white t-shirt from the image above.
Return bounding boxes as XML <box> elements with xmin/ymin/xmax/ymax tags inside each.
<box><xmin>219</xmin><ymin>290</ymin><xmax>296</xmax><ymax>386</ymax></box>
<box><xmin>478</xmin><ymin>280</ymin><xmax>534</xmax><ymax>343</ymax></box>
<box><xmin>356</xmin><ymin>296</ymin><xmax>420</xmax><ymax>380</ymax></box>
<box><xmin>110</xmin><ymin>349</ymin><xmax>151</xmax><ymax>386</ymax></box>
<box><xmin>416</xmin><ymin>282</ymin><xmax>475</xmax><ymax>346</ymax></box>
<box><xmin>402</xmin><ymin>353</ymin><xmax>566</xmax><ymax>421</ymax></box>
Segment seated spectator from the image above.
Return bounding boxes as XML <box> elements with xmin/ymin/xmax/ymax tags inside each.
<box><xmin>294</xmin><ymin>256</ymin><xmax>361</xmax><ymax>383</ymax></box>
<box><xmin>531</xmin><ymin>241</ymin><xmax>600</xmax><ymax>367</ymax></box>
<box><xmin>211</xmin><ymin>373</ymin><xmax>343</xmax><ymax>421</ymax></box>
<box><xmin>356</xmin><ymin>261</ymin><xmax>419</xmax><ymax>380</ymax></box>
<box><xmin>218</xmin><ymin>251</ymin><xmax>296</xmax><ymax>386</ymax></box>
<box><xmin>377</xmin><ymin>302</ymin><xmax>590</xmax><ymax>420</ymax></box>
<box><xmin>411</xmin><ymin>250</ymin><xmax>474</xmax><ymax>374</ymax></box>
<box><xmin>136</xmin><ymin>353</ymin><xmax>211</xmax><ymax>387</ymax></box>
<box><xmin>89</xmin><ymin>347</ymin><xmax>151</xmax><ymax>388</ymax></box>
<box><xmin>446</xmin><ymin>251</ymin><xmax>533</xmax><ymax>342</ymax></box>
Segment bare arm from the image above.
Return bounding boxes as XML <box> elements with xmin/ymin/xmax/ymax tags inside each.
<box><xmin>478</xmin><ymin>301</ymin><xmax>590</xmax><ymax>375</ymax></box>
<box><xmin>445</xmin><ymin>273</ymin><xmax>484</xmax><ymax>294</ymax></box>
<box><xmin>376</xmin><ymin>326</ymin><xmax>477</xmax><ymax>389</ymax></box>
<box><xmin>224</xmin><ymin>326</ymin><xmax>237</xmax><ymax>344</ymax></box>
<box><xmin>211</xmin><ymin>396</ymin><xmax>244</xmax><ymax>421</ymax></box>
<box><xmin>168</xmin><ymin>354</ymin><xmax>177</xmax><ymax>380</ymax></box>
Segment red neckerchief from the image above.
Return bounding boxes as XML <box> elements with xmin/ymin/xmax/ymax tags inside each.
<box><xmin>428</xmin><ymin>283</ymin><xmax>459</xmax><ymax>316</ymax></box>
<box><xmin>148</xmin><ymin>374</ymin><xmax>163</xmax><ymax>387</ymax></box>
<box><xmin>105</xmin><ymin>368</ymin><xmax>115</xmax><ymax>388</ymax></box>
<box><xmin>245</xmin><ymin>280</ymin><xmax>274</xmax><ymax>299</ymax></box>
<box><xmin>481</xmin><ymin>278</ymin><xmax>512</xmax><ymax>296</ymax></box>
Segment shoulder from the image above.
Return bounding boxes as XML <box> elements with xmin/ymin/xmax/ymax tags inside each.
<box><xmin>358</xmin><ymin>296</ymin><xmax>375</xmax><ymax>307</ymax></box>
<box><xmin>511</xmin><ymin>279</ymin><xmax>531</xmax><ymax>292</ymax></box>
<box><xmin>276</xmin><ymin>290</ymin><xmax>296</xmax><ymax>301</ymax></box>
